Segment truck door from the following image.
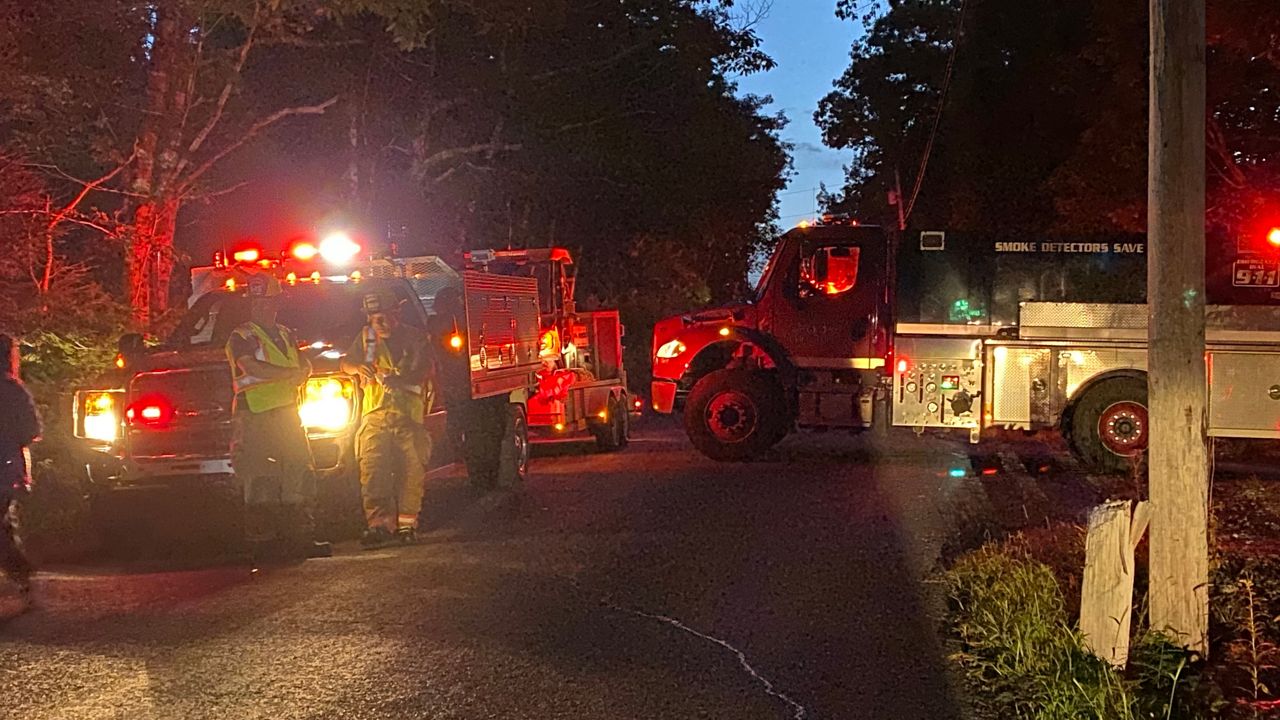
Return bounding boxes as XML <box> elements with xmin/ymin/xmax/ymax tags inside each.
<box><xmin>763</xmin><ymin>230</ymin><xmax>890</xmax><ymax>367</ymax></box>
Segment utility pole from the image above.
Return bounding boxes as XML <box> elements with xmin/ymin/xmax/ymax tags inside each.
<box><xmin>1147</xmin><ymin>0</ymin><xmax>1208</xmax><ymax>654</ymax></box>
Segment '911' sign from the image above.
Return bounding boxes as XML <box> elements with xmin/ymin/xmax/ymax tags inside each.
<box><xmin>1233</xmin><ymin>260</ymin><xmax>1280</xmax><ymax>288</ymax></box>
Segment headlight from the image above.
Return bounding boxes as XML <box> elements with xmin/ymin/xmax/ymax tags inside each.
<box><xmin>655</xmin><ymin>339</ymin><xmax>688</xmax><ymax>359</ymax></box>
<box><xmin>300</xmin><ymin>377</ymin><xmax>355</xmax><ymax>434</ymax></box>
<box><xmin>79</xmin><ymin>391</ymin><xmax>122</xmax><ymax>444</ymax></box>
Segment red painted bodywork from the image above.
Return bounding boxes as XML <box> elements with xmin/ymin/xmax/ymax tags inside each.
<box><xmin>651</xmin><ymin>223</ymin><xmax>892</xmax><ymax>413</ymax></box>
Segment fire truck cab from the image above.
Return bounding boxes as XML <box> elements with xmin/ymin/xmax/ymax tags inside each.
<box><xmin>652</xmin><ymin>217</ymin><xmax>1280</xmax><ymax>471</ymax></box>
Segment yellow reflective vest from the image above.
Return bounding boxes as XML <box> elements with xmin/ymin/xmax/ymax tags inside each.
<box><xmin>226</xmin><ymin>322</ymin><xmax>302</xmax><ymax>414</ymax></box>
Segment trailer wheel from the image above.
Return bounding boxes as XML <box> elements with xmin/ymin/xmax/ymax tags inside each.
<box><xmin>594</xmin><ymin>397</ymin><xmax>628</xmax><ymax>452</ymax></box>
<box><xmin>1067</xmin><ymin>376</ymin><xmax>1149</xmax><ymax>474</ymax></box>
<box><xmin>684</xmin><ymin>369</ymin><xmax>787</xmax><ymax>461</ymax></box>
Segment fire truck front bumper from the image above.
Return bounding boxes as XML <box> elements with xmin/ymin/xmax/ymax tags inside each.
<box><xmin>650</xmin><ymin>380</ymin><xmax>678</xmax><ymax>414</ymax></box>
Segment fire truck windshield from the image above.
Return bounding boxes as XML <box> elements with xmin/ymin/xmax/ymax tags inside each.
<box><xmin>171</xmin><ymin>282</ymin><xmax>391</xmax><ymax>350</ymax></box>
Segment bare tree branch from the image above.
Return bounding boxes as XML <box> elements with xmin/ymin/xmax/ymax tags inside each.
<box><xmin>179</xmin><ymin>95</ymin><xmax>340</xmax><ymax>193</ymax></box>
<box><xmin>531</xmin><ymin>42</ymin><xmax>651</xmax><ymax>83</ymax></box>
<box><xmin>185</xmin><ymin>180</ymin><xmax>251</xmax><ymax>202</ymax></box>
<box><xmin>183</xmin><ymin>2</ymin><xmax>262</xmax><ymax>165</ymax></box>
<box><xmin>23</xmin><ymin>162</ymin><xmax>148</xmax><ymax>198</ymax></box>
<box><xmin>40</xmin><ymin>150</ymin><xmax>135</xmax><ymax>290</ymax></box>
<box><xmin>417</xmin><ymin>141</ymin><xmax>523</xmax><ymax>173</ymax></box>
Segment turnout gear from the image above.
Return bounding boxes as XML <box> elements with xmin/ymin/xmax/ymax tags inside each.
<box><xmin>226</xmin><ymin>320</ymin><xmax>326</xmax><ymax>560</ymax></box>
<box><xmin>357</xmin><ymin>411</ymin><xmax>430</xmax><ymax>532</ymax></box>
<box><xmin>227</xmin><ymin>323</ymin><xmax>302</xmax><ymax>413</ymax></box>
<box><xmin>347</xmin><ymin>311</ymin><xmax>433</xmax><ymax>535</ymax></box>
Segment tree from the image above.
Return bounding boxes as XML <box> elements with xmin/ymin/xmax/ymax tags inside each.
<box><xmin>218</xmin><ymin>0</ymin><xmax>789</xmax><ymax>382</ymax></box>
<box><xmin>817</xmin><ymin>0</ymin><xmax>1280</xmax><ymax>241</ymax></box>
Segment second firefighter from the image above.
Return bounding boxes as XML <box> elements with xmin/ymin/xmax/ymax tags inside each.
<box><xmin>343</xmin><ymin>293</ymin><xmax>432</xmax><ymax>547</ymax></box>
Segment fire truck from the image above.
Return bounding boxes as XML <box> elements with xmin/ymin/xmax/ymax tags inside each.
<box><xmin>73</xmin><ymin>235</ymin><xmax>541</xmax><ymax>532</ymax></box>
<box><xmin>650</xmin><ymin>218</ymin><xmax>1280</xmax><ymax>472</ymax></box>
<box><xmin>465</xmin><ymin>248</ymin><xmax>633</xmax><ymax>451</ymax></box>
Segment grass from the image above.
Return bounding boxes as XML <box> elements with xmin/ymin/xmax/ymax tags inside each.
<box><xmin>946</xmin><ymin>537</ymin><xmax>1211</xmax><ymax>719</ymax></box>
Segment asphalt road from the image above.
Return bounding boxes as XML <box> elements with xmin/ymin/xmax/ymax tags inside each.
<box><xmin>0</xmin><ymin>422</ymin><xmax>983</xmax><ymax>720</ymax></box>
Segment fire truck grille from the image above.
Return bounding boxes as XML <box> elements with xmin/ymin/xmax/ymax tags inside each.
<box><xmin>128</xmin><ymin>366</ymin><xmax>234</xmax><ymax>460</ymax></box>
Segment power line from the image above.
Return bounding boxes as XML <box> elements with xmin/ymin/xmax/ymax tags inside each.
<box><xmin>777</xmin><ymin>186</ymin><xmax>820</xmax><ymax>197</ymax></box>
<box><xmin>903</xmin><ymin>0</ymin><xmax>970</xmax><ymax>225</ymax></box>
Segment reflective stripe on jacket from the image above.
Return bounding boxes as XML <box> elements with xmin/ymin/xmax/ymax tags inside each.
<box><xmin>226</xmin><ymin>322</ymin><xmax>302</xmax><ymax>414</ymax></box>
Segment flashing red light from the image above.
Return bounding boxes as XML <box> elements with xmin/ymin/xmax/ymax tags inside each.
<box><xmin>114</xmin><ymin>353</ymin><xmax>126</xmax><ymax>369</ymax></box>
<box><xmin>232</xmin><ymin>248</ymin><xmax>261</xmax><ymax>264</ymax></box>
<box><xmin>1268</xmin><ymin>227</ymin><xmax>1280</xmax><ymax>248</ymax></box>
<box><xmin>125</xmin><ymin>397</ymin><xmax>174</xmax><ymax>427</ymax></box>
<box><xmin>896</xmin><ymin>358</ymin><xmax>909</xmax><ymax>374</ymax></box>
<box><xmin>291</xmin><ymin>242</ymin><xmax>319</xmax><ymax>261</ymax></box>
<box><xmin>632</xmin><ymin>397</ymin><xmax>644</xmax><ymax>411</ymax></box>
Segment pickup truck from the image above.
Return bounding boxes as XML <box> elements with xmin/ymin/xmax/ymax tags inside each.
<box><xmin>73</xmin><ymin>253</ymin><xmax>540</xmax><ymax>538</ymax></box>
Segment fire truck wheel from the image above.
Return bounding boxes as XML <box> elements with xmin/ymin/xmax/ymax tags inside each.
<box><xmin>496</xmin><ymin>404</ymin><xmax>531</xmax><ymax>487</ymax></box>
<box><xmin>1067</xmin><ymin>376</ymin><xmax>1149</xmax><ymax>475</ymax></box>
<box><xmin>594</xmin><ymin>398</ymin><xmax>628</xmax><ymax>452</ymax></box>
<box><xmin>462</xmin><ymin>397</ymin><xmax>507</xmax><ymax>490</ymax></box>
<box><xmin>684</xmin><ymin>369</ymin><xmax>787</xmax><ymax>462</ymax></box>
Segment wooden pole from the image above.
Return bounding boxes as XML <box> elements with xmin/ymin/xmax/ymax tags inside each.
<box><xmin>1081</xmin><ymin>500</ymin><xmax>1150</xmax><ymax>667</ymax></box>
<box><xmin>1148</xmin><ymin>0</ymin><xmax>1209</xmax><ymax>654</ymax></box>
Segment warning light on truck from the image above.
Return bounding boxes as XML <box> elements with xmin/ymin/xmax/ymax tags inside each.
<box><xmin>896</xmin><ymin>358</ymin><xmax>909</xmax><ymax>375</ymax></box>
<box><xmin>320</xmin><ymin>232</ymin><xmax>361</xmax><ymax>264</ymax></box>
<box><xmin>232</xmin><ymin>248</ymin><xmax>261</xmax><ymax>263</ymax></box>
<box><xmin>291</xmin><ymin>242</ymin><xmax>319</xmax><ymax>261</ymax></box>
<box><xmin>1269</xmin><ymin>227</ymin><xmax>1280</xmax><ymax>248</ymax></box>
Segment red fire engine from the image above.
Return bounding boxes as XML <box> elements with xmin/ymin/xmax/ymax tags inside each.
<box><xmin>465</xmin><ymin>248</ymin><xmax>632</xmax><ymax>451</ymax></box>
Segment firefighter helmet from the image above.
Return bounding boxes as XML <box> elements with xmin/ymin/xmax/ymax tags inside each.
<box><xmin>247</xmin><ymin>274</ymin><xmax>282</xmax><ymax>299</ymax></box>
<box><xmin>362</xmin><ymin>292</ymin><xmax>397</xmax><ymax>315</ymax></box>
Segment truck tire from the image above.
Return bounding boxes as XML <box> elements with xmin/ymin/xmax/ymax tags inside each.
<box><xmin>496</xmin><ymin>404</ymin><xmax>530</xmax><ymax>488</ymax></box>
<box><xmin>1067</xmin><ymin>376</ymin><xmax>1149</xmax><ymax>475</ymax></box>
<box><xmin>461</xmin><ymin>396</ymin><xmax>505</xmax><ymax>490</ymax></box>
<box><xmin>594</xmin><ymin>397</ymin><xmax>628</xmax><ymax>452</ymax></box>
<box><xmin>684</xmin><ymin>369</ymin><xmax>788</xmax><ymax>461</ymax></box>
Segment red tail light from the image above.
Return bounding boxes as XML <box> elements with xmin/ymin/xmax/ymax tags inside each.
<box><xmin>126</xmin><ymin>396</ymin><xmax>175</xmax><ymax>427</ymax></box>
<box><xmin>896</xmin><ymin>358</ymin><xmax>909</xmax><ymax>374</ymax></box>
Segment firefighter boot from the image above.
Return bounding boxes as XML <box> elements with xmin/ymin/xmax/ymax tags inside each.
<box><xmin>360</xmin><ymin>527</ymin><xmax>394</xmax><ymax>549</ymax></box>
<box><xmin>244</xmin><ymin>504</ymin><xmax>280</xmax><ymax>563</ymax></box>
<box><xmin>282</xmin><ymin>504</ymin><xmax>331</xmax><ymax>559</ymax></box>
<box><xmin>395</xmin><ymin>526</ymin><xmax>417</xmax><ymax>545</ymax></box>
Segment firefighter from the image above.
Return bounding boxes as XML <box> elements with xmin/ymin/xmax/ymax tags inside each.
<box><xmin>0</xmin><ymin>333</ymin><xmax>39</xmax><ymax>606</ymax></box>
<box><xmin>226</xmin><ymin>275</ymin><xmax>330</xmax><ymax>560</ymax></box>
<box><xmin>342</xmin><ymin>293</ymin><xmax>432</xmax><ymax>547</ymax></box>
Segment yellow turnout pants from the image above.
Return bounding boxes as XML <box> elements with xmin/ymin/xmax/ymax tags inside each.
<box><xmin>357</xmin><ymin>411</ymin><xmax>430</xmax><ymax>532</ymax></box>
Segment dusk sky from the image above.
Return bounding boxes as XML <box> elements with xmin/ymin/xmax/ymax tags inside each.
<box><xmin>736</xmin><ymin>1</ymin><xmax>864</xmax><ymax>229</ymax></box>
